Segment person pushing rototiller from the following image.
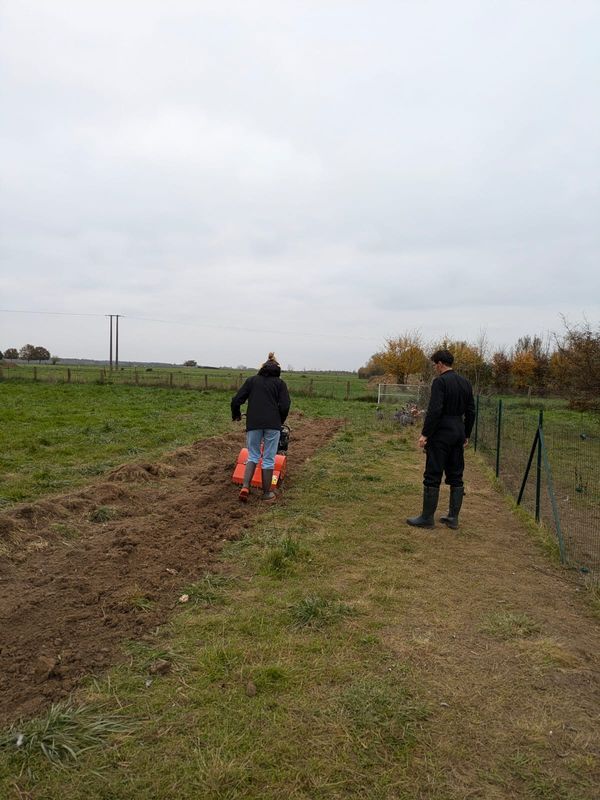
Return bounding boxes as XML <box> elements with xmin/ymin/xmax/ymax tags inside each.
<box><xmin>231</xmin><ymin>352</ymin><xmax>291</xmax><ymax>503</ymax></box>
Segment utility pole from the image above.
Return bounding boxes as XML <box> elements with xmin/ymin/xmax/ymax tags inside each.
<box><xmin>107</xmin><ymin>315</ymin><xmax>114</xmax><ymax>370</ymax></box>
<box><xmin>115</xmin><ymin>314</ymin><xmax>120</xmax><ymax>370</ymax></box>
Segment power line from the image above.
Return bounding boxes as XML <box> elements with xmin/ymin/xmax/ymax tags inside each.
<box><xmin>0</xmin><ymin>309</ymin><xmax>107</xmax><ymax>318</ymax></box>
<box><xmin>0</xmin><ymin>308</ymin><xmax>380</xmax><ymax>342</ymax></box>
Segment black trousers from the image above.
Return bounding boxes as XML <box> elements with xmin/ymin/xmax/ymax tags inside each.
<box><xmin>423</xmin><ymin>418</ymin><xmax>466</xmax><ymax>488</ymax></box>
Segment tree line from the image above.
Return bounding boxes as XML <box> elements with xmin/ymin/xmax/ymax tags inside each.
<box><xmin>358</xmin><ymin>320</ymin><xmax>600</xmax><ymax>409</ymax></box>
<box><xmin>1</xmin><ymin>344</ymin><xmax>54</xmax><ymax>363</ymax></box>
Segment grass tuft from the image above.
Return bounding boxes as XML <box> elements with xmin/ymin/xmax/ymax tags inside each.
<box><xmin>481</xmin><ymin>611</ymin><xmax>541</xmax><ymax>640</ymax></box>
<box><xmin>289</xmin><ymin>595</ymin><xmax>355</xmax><ymax>629</ymax></box>
<box><xmin>252</xmin><ymin>665</ymin><xmax>289</xmax><ymax>693</ymax></box>
<box><xmin>262</xmin><ymin>536</ymin><xmax>310</xmax><ymax>577</ymax></box>
<box><xmin>129</xmin><ymin>595</ymin><xmax>155</xmax><ymax>612</ymax></box>
<box><xmin>201</xmin><ymin>645</ymin><xmax>243</xmax><ymax>682</ymax></box>
<box><xmin>0</xmin><ymin>702</ymin><xmax>134</xmax><ymax>772</ymax></box>
<box><xmin>89</xmin><ymin>506</ymin><xmax>119</xmax><ymax>524</ymax></box>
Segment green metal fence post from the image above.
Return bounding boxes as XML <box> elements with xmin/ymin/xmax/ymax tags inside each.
<box><xmin>474</xmin><ymin>395</ymin><xmax>480</xmax><ymax>451</ymax></box>
<box><xmin>535</xmin><ymin>410</ymin><xmax>543</xmax><ymax>522</ymax></box>
<box><xmin>495</xmin><ymin>398</ymin><xmax>503</xmax><ymax>477</ymax></box>
<box><xmin>538</xmin><ymin>426</ymin><xmax>566</xmax><ymax>563</ymax></box>
<box><xmin>517</xmin><ymin>427</ymin><xmax>540</xmax><ymax>506</ymax></box>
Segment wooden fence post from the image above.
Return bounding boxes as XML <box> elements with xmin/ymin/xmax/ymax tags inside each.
<box><xmin>67</xmin><ymin>368</ymin><xmax>71</xmax><ymax>383</ymax></box>
<box><xmin>169</xmin><ymin>372</ymin><xmax>173</xmax><ymax>388</ymax></box>
<box><xmin>309</xmin><ymin>379</ymin><xmax>313</xmax><ymax>396</ymax></box>
<box><xmin>346</xmin><ymin>381</ymin><xmax>350</xmax><ymax>400</ymax></box>
<box><xmin>33</xmin><ymin>367</ymin><xmax>38</xmax><ymax>381</ymax></box>
<box><xmin>204</xmin><ymin>374</ymin><xmax>208</xmax><ymax>389</ymax></box>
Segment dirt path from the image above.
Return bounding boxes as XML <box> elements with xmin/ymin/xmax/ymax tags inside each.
<box><xmin>0</xmin><ymin>415</ymin><xmax>341</xmax><ymax>724</ymax></box>
<box><xmin>383</xmin><ymin>451</ymin><xmax>600</xmax><ymax>796</ymax></box>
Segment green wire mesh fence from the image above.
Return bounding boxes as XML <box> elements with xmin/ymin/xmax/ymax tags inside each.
<box><xmin>475</xmin><ymin>396</ymin><xmax>600</xmax><ymax>578</ymax></box>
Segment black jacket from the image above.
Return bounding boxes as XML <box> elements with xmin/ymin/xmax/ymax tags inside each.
<box><xmin>231</xmin><ymin>361</ymin><xmax>291</xmax><ymax>431</ymax></box>
<box><xmin>421</xmin><ymin>370</ymin><xmax>475</xmax><ymax>439</ymax></box>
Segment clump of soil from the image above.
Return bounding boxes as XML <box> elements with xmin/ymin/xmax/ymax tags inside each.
<box><xmin>0</xmin><ymin>416</ymin><xmax>341</xmax><ymax>724</ymax></box>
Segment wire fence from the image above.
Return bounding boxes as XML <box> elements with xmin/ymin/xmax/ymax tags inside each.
<box><xmin>475</xmin><ymin>396</ymin><xmax>600</xmax><ymax>578</ymax></box>
<box><xmin>0</xmin><ymin>364</ymin><xmax>381</xmax><ymax>402</ymax></box>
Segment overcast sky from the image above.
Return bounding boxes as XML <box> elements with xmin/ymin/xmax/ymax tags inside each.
<box><xmin>1</xmin><ymin>1</ymin><xmax>598</xmax><ymax>370</ymax></box>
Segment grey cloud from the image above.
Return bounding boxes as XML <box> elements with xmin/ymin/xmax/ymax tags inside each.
<box><xmin>1</xmin><ymin>1</ymin><xmax>599</xmax><ymax>370</ymax></box>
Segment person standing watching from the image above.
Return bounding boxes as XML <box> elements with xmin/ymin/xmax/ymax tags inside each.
<box><xmin>407</xmin><ymin>349</ymin><xmax>475</xmax><ymax>529</ymax></box>
<box><xmin>231</xmin><ymin>352</ymin><xmax>291</xmax><ymax>503</ymax></box>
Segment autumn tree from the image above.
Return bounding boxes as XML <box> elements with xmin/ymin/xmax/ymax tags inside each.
<box><xmin>512</xmin><ymin>335</ymin><xmax>550</xmax><ymax>392</ymax></box>
<box><xmin>554</xmin><ymin>320</ymin><xmax>600</xmax><ymax>402</ymax></box>
<box><xmin>377</xmin><ymin>333</ymin><xmax>428</xmax><ymax>384</ymax></box>
<box><xmin>433</xmin><ymin>338</ymin><xmax>488</xmax><ymax>388</ymax></box>
<box><xmin>491</xmin><ymin>350</ymin><xmax>512</xmax><ymax>391</ymax></box>
<box><xmin>358</xmin><ymin>352</ymin><xmax>386</xmax><ymax>379</ymax></box>
<box><xmin>4</xmin><ymin>348</ymin><xmax>18</xmax><ymax>359</ymax></box>
<box><xmin>511</xmin><ymin>349</ymin><xmax>537</xmax><ymax>391</ymax></box>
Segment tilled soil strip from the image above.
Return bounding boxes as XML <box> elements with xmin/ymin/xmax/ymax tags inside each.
<box><xmin>0</xmin><ymin>416</ymin><xmax>341</xmax><ymax>724</ymax></box>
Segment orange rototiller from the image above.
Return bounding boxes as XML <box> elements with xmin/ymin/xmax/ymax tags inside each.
<box><xmin>231</xmin><ymin>425</ymin><xmax>290</xmax><ymax>489</ymax></box>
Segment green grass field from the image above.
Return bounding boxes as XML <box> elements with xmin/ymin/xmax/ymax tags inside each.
<box><xmin>0</xmin><ymin>382</ymin><xmax>378</xmax><ymax>507</ymax></box>
<box><xmin>1</xmin><ymin>382</ymin><xmax>600</xmax><ymax>798</ymax></box>
<box><xmin>0</xmin><ymin>363</ymin><xmax>377</xmax><ymax>401</ymax></box>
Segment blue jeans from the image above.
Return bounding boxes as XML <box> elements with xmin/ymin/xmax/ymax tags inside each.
<box><xmin>246</xmin><ymin>429</ymin><xmax>280</xmax><ymax>469</ymax></box>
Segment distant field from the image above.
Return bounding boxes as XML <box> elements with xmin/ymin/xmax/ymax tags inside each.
<box><xmin>0</xmin><ymin>363</ymin><xmax>377</xmax><ymax>401</ymax></box>
<box><xmin>0</xmin><ymin>382</ymin><xmax>379</xmax><ymax>506</ymax></box>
